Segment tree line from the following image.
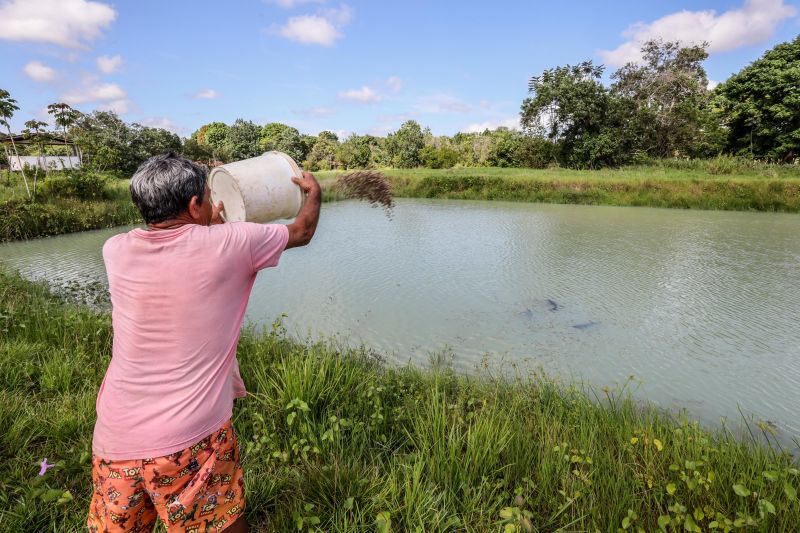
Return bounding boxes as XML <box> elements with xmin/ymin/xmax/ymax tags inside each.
<box><xmin>2</xmin><ymin>36</ymin><xmax>797</xmax><ymax>178</ymax></box>
<box><xmin>186</xmin><ymin>36</ymin><xmax>800</xmax><ymax>170</ymax></box>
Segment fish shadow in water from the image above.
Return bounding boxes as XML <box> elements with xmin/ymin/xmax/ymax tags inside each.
<box><xmin>520</xmin><ymin>299</ymin><xmax>561</xmax><ymax>320</ymax></box>
<box><xmin>572</xmin><ymin>321</ymin><xmax>599</xmax><ymax>330</ymax></box>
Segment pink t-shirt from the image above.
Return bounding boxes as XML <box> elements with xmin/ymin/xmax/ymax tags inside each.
<box><xmin>92</xmin><ymin>222</ymin><xmax>289</xmax><ymax>459</ymax></box>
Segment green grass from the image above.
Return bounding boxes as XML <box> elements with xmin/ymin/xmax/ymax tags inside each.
<box><xmin>0</xmin><ymin>172</ymin><xmax>141</xmax><ymax>243</ymax></box>
<box><xmin>0</xmin><ymin>269</ymin><xmax>798</xmax><ymax>531</ymax></box>
<box><xmin>2</xmin><ymin>158</ymin><xmax>799</xmax><ymax>244</ymax></box>
<box><xmin>318</xmin><ymin>162</ymin><xmax>800</xmax><ymax>212</ymax></box>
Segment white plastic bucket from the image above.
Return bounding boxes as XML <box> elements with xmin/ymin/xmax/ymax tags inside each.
<box><xmin>208</xmin><ymin>151</ymin><xmax>305</xmax><ymax>223</ymax></box>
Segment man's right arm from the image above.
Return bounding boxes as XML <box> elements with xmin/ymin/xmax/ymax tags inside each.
<box><xmin>286</xmin><ymin>171</ymin><xmax>321</xmax><ymax>249</ymax></box>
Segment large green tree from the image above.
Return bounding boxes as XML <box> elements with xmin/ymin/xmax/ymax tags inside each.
<box><xmin>337</xmin><ymin>134</ymin><xmax>380</xmax><ymax>169</ymax></box>
<box><xmin>611</xmin><ymin>40</ymin><xmax>716</xmax><ymax>158</ymax></box>
<box><xmin>225</xmin><ymin>119</ymin><xmax>261</xmax><ymax>161</ymax></box>
<box><xmin>387</xmin><ymin>120</ymin><xmax>424</xmax><ymax>168</ymax></box>
<box><xmin>131</xmin><ymin>125</ymin><xmax>181</xmax><ymax>163</ymax></box>
<box><xmin>198</xmin><ymin>122</ymin><xmax>231</xmax><ymax>162</ymax></box>
<box><xmin>716</xmin><ymin>35</ymin><xmax>800</xmax><ymax>161</ymax></box>
<box><xmin>260</xmin><ymin>122</ymin><xmax>308</xmax><ymax>162</ymax></box>
<box><xmin>72</xmin><ymin>111</ymin><xmax>134</xmax><ymax>173</ymax></box>
<box><xmin>73</xmin><ymin>111</ymin><xmax>181</xmax><ymax>174</ymax></box>
<box><xmin>304</xmin><ymin>131</ymin><xmax>339</xmax><ymax>170</ymax></box>
<box><xmin>521</xmin><ymin>61</ymin><xmax>627</xmax><ymax>168</ymax></box>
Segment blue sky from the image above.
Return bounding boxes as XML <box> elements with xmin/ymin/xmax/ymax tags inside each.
<box><xmin>1</xmin><ymin>0</ymin><xmax>798</xmax><ymax>137</ymax></box>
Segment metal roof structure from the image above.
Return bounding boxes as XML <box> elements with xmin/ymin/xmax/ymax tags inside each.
<box><xmin>0</xmin><ymin>133</ymin><xmax>72</xmax><ymax>145</ymax></box>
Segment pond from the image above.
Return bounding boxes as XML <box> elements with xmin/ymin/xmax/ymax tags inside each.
<box><xmin>3</xmin><ymin>199</ymin><xmax>799</xmax><ymax>440</ymax></box>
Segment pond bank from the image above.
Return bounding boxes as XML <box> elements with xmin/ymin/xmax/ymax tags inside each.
<box><xmin>3</xmin><ymin>164</ymin><xmax>799</xmax><ymax>243</ymax></box>
<box><xmin>1</xmin><ymin>270</ymin><xmax>797</xmax><ymax>531</ymax></box>
<box><xmin>0</xmin><ymin>175</ymin><xmax>139</xmax><ymax>243</ymax></box>
<box><xmin>319</xmin><ymin>166</ymin><xmax>800</xmax><ymax>213</ymax></box>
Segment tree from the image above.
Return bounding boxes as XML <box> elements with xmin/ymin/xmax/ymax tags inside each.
<box><xmin>72</xmin><ymin>112</ymin><xmax>183</xmax><ymax>175</ymax></box>
<box><xmin>260</xmin><ymin>122</ymin><xmax>308</xmax><ymax>162</ymax></box>
<box><xmin>611</xmin><ymin>40</ymin><xmax>713</xmax><ymax>158</ymax></box>
<box><xmin>47</xmin><ymin>102</ymin><xmax>82</xmax><ymax>163</ymax></box>
<box><xmin>452</xmin><ymin>132</ymin><xmax>493</xmax><ymax>166</ymax></box>
<box><xmin>337</xmin><ymin>134</ymin><xmax>379</xmax><ymax>169</ymax></box>
<box><xmin>420</xmin><ymin>144</ymin><xmax>459</xmax><ymax>169</ymax></box>
<box><xmin>521</xmin><ymin>61</ymin><xmax>626</xmax><ymax>168</ymax></box>
<box><xmin>199</xmin><ymin>122</ymin><xmax>231</xmax><ymax>162</ymax></box>
<box><xmin>387</xmin><ymin>120</ymin><xmax>424</xmax><ymax>168</ymax></box>
<box><xmin>182</xmin><ymin>136</ymin><xmax>213</xmax><ymax>163</ymax></box>
<box><xmin>225</xmin><ymin>119</ymin><xmax>261</xmax><ymax>161</ymax></box>
<box><xmin>72</xmin><ymin>111</ymin><xmax>143</xmax><ymax>174</ymax></box>
<box><xmin>0</xmin><ymin>88</ymin><xmax>30</xmax><ymax>197</ymax></box>
<box><xmin>717</xmin><ymin>35</ymin><xmax>800</xmax><ymax>161</ymax></box>
<box><xmin>22</xmin><ymin>119</ymin><xmax>49</xmax><ymax>196</ymax></box>
<box><xmin>304</xmin><ymin>131</ymin><xmax>339</xmax><ymax>170</ymax></box>
<box><xmin>131</xmin><ymin>125</ymin><xmax>181</xmax><ymax>163</ymax></box>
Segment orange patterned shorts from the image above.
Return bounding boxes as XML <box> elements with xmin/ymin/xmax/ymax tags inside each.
<box><xmin>87</xmin><ymin>419</ymin><xmax>245</xmax><ymax>533</ymax></box>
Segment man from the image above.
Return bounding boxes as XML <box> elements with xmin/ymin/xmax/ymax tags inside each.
<box><xmin>87</xmin><ymin>152</ymin><xmax>321</xmax><ymax>532</ymax></box>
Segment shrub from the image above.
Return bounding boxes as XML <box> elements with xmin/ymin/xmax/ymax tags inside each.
<box><xmin>41</xmin><ymin>171</ymin><xmax>110</xmax><ymax>201</ymax></box>
<box><xmin>420</xmin><ymin>146</ymin><xmax>459</xmax><ymax>169</ymax></box>
<box><xmin>0</xmin><ymin>198</ymin><xmax>140</xmax><ymax>242</ymax></box>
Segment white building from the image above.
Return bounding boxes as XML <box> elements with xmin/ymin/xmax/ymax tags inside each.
<box><xmin>9</xmin><ymin>155</ymin><xmax>81</xmax><ymax>171</ymax></box>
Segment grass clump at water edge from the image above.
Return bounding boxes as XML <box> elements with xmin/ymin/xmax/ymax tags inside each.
<box><xmin>0</xmin><ymin>269</ymin><xmax>798</xmax><ymax>531</ymax></box>
<box><xmin>318</xmin><ymin>165</ymin><xmax>800</xmax><ymax>213</ymax></box>
<box><xmin>0</xmin><ymin>171</ymin><xmax>141</xmax><ymax>243</ymax></box>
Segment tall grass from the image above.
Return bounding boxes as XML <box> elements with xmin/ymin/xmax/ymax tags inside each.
<box><xmin>1</xmin><ymin>269</ymin><xmax>798</xmax><ymax>531</ymax></box>
<box><xmin>3</xmin><ymin>159</ymin><xmax>799</xmax><ymax>244</ymax></box>
<box><xmin>318</xmin><ymin>161</ymin><xmax>800</xmax><ymax>212</ymax></box>
<box><xmin>0</xmin><ymin>172</ymin><xmax>141</xmax><ymax>243</ymax></box>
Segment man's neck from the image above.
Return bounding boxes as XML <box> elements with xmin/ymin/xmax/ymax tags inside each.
<box><xmin>147</xmin><ymin>213</ymin><xmax>199</xmax><ymax>231</ymax></box>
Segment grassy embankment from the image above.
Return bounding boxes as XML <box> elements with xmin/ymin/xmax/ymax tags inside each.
<box><xmin>318</xmin><ymin>160</ymin><xmax>800</xmax><ymax>212</ymax></box>
<box><xmin>1</xmin><ymin>270</ymin><xmax>798</xmax><ymax>531</ymax></box>
<box><xmin>2</xmin><ymin>160</ymin><xmax>799</xmax><ymax>242</ymax></box>
<box><xmin>0</xmin><ymin>172</ymin><xmax>140</xmax><ymax>243</ymax></box>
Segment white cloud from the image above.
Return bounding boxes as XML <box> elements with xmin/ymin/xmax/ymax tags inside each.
<box><xmin>339</xmin><ymin>85</ymin><xmax>381</xmax><ymax>103</ymax></box>
<box><xmin>274</xmin><ymin>3</ymin><xmax>352</xmax><ymax>46</ymax></box>
<box><xmin>386</xmin><ymin>75</ymin><xmax>403</xmax><ymax>92</ymax></box>
<box><xmin>415</xmin><ymin>94</ymin><xmax>470</xmax><ymax>114</ymax></box>
<box><xmin>462</xmin><ymin>117</ymin><xmax>520</xmax><ymax>133</ymax></box>
<box><xmin>23</xmin><ymin>60</ymin><xmax>56</xmax><ymax>82</ymax></box>
<box><xmin>96</xmin><ymin>54</ymin><xmax>122</xmax><ymax>73</ymax></box>
<box><xmin>292</xmin><ymin>106</ymin><xmax>336</xmax><ymax>117</ymax></box>
<box><xmin>278</xmin><ymin>15</ymin><xmax>340</xmax><ymax>46</ymax></box>
<box><xmin>598</xmin><ymin>0</ymin><xmax>797</xmax><ymax>66</ymax></box>
<box><xmin>0</xmin><ymin>0</ymin><xmax>116</xmax><ymax>49</ymax></box>
<box><xmin>99</xmin><ymin>99</ymin><xmax>130</xmax><ymax>114</ymax></box>
<box><xmin>139</xmin><ymin>117</ymin><xmax>183</xmax><ymax>134</ymax></box>
<box><xmin>707</xmin><ymin>79</ymin><xmax>720</xmax><ymax>90</ymax></box>
<box><xmin>319</xmin><ymin>4</ymin><xmax>352</xmax><ymax>25</ymax></box>
<box><xmin>63</xmin><ymin>83</ymin><xmax>126</xmax><ymax>104</ymax></box>
<box><xmin>193</xmin><ymin>89</ymin><xmax>219</xmax><ymax>100</ymax></box>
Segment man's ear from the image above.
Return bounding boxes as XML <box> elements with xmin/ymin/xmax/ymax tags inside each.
<box><xmin>187</xmin><ymin>195</ymin><xmax>202</xmax><ymax>221</ymax></box>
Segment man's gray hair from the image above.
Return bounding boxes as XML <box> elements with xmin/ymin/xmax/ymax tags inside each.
<box><xmin>130</xmin><ymin>152</ymin><xmax>208</xmax><ymax>224</ymax></box>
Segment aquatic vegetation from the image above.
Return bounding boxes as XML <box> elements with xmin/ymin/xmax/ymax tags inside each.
<box><xmin>1</xmin><ymin>269</ymin><xmax>798</xmax><ymax>531</ymax></box>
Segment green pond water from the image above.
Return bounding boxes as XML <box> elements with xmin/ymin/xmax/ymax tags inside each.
<box><xmin>2</xmin><ymin>199</ymin><xmax>799</xmax><ymax>440</ymax></box>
